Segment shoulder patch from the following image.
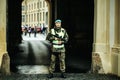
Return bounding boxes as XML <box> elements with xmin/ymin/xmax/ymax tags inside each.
<box><xmin>61</xmin><ymin>28</ymin><xmax>66</xmax><ymax>33</ymax></box>
<box><xmin>51</xmin><ymin>28</ymin><xmax>55</xmax><ymax>35</ymax></box>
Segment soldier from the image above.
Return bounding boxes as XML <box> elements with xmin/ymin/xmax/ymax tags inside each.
<box><xmin>46</xmin><ymin>19</ymin><xmax>69</xmax><ymax>78</ymax></box>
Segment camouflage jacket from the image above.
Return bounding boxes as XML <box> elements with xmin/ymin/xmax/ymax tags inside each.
<box><xmin>46</xmin><ymin>28</ymin><xmax>69</xmax><ymax>52</ymax></box>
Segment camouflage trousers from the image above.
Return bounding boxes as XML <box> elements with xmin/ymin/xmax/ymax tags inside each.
<box><xmin>49</xmin><ymin>52</ymin><xmax>66</xmax><ymax>73</ymax></box>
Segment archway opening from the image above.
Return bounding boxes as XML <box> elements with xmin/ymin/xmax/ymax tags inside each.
<box><xmin>7</xmin><ymin>0</ymin><xmax>51</xmax><ymax>74</ymax></box>
<box><xmin>21</xmin><ymin>0</ymin><xmax>49</xmax><ymax>40</ymax></box>
<box><xmin>7</xmin><ymin>0</ymin><xmax>94</xmax><ymax>74</ymax></box>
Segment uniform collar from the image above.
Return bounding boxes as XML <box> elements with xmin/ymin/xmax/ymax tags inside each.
<box><xmin>54</xmin><ymin>27</ymin><xmax>61</xmax><ymax>32</ymax></box>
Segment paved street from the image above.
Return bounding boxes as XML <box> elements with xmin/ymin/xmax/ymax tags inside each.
<box><xmin>8</xmin><ymin>33</ymin><xmax>120</xmax><ymax>80</ymax></box>
<box><xmin>11</xmin><ymin>33</ymin><xmax>51</xmax><ymax>74</ymax></box>
<box><xmin>0</xmin><ymin>73</ymin><xmax>120</xmax><ymax>80</ymax></box>
<box><xmin>16</xmin><ymin>65</ymin><xmax>49</xmax><ymax>74</ymax></box>
<box><xmin>11</xmin><ymin>33</ymin><xmax>90</xmax><ymax>74</ymax></box>
<box><xmin>22</xmin><ymin>33</ymin><xmax>46</xmax><ymax>41</ymax></box>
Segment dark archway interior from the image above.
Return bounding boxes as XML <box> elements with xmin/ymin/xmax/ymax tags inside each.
<box><xmin>7</xmin><ymin>0</ymin><xmax>23</xmax><ymax>72</ymax></box>
<box><xmin>7</xmin><ymin>0</ymin><xmax>94</xmax><ymax>73</ymax></box>
<box><xmin>51</xmin><ymin>0</ymin><xmax>94</xmax><ymax>73</ymax></box>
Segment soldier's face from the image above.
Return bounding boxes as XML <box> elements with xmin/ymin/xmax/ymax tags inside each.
<box><xmin>55</xmin><ymin>22</ymin><xmax>61</xmax><ymax>27</ymax></box>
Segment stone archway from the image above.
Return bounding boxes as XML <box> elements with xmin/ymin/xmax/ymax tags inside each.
<box><xmin>0</xmin><ymin>0</ymin><xmax>120</xmax><ymax>76</ymax></box>
<box><xmin>0</xmin><ymin>0</ymin><xmax>52</xmax><ymax>75</ymax></box>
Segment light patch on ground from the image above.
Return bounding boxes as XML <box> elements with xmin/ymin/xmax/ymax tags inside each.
<box><xmin>22</xmin><ymin>33</ymin><xmax>46</xmax><ymax>41</ymax></box>
<box><xmin>17</xmin><ymin>65</ymin><xmax>49</xmax><ymax>74</ymax></box>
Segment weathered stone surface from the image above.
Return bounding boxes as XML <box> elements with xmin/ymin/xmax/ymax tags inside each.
<box><xmin>92</xmin><ymin>53</ymin><xmax>104</xmax><ymax>73</ymax></box>
<box><xmin>112</xmin><ymin>47</ymin><xmax>120</xmax><ymax>54</ymax></box>
<box><xmin>0</xmin><ymin>53</ymin><xmax>10</xmax><ymax>75</ymax></box>
<box><xmin>0</xmin><ymin>0</ymin><xmax>7</xmax><ymax>68</ymax></box>
<box><xmin>0</xmin><ymin>73</ymin><xmax>120</xmax><ymax>80</ymax></box>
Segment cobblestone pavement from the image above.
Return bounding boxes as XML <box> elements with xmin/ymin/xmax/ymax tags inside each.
<box><xmin>0</xmin><ymin>73</ymin><xmax>120</xmax><ymax>80</ymax></box>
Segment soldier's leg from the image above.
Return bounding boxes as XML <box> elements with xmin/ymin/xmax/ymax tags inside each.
<box><xmin>59</xmin><ymin>52</ymin><xmax>66</xmax><ymax>73</ymax></box>
<box><xmin>59</xmin><ymin>52</ymin><xmax>66</xmax><ymax>78</ymax></box>
<box><xmin>49</xmin><ymin>54</ymin><xmax>56</xmax><ymax>73</ymax></box>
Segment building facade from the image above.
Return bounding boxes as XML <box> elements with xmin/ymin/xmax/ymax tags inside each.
<box><xmin>22</xmin><ymin>0</ymin><xmax>49</xmax><ymax>27</ymax></box>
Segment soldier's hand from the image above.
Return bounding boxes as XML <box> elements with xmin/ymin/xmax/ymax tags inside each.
<box><xmin>55</xmin><ymin>37</ymin><xmax>58</xmax><ymax>40</ymax></box>
<box><xmin>58</xmin><ymin>41</ymin><xmax>61</xmax><ymax>44</ymax></box>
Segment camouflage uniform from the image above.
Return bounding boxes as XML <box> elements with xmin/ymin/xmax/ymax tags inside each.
<box><xmin>46</xmin><ymin>27</ymin><xmax>68</xmax><ymax>73</ymax></box>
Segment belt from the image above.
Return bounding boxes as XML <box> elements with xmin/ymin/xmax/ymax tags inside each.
<box><xmin>52</xmin><ymin>43</ymin><xmax>64</xmax><ymax>45</ymax></box>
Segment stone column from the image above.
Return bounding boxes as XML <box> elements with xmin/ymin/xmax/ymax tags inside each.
<box><xmin>0</xmin><ymin>0</ymin><xmax>7</xmax><ymax>67</ymax></box>
<box><xmin>92</xmin><ymin>0</ymin><xmax>110</xmax><ymax>73</ymax></box>
<box><xmin>0</xmin><ymin>0</ymin><xmax>10</xmax><ymax>75</ymax></box>
<box><xmin>111</xmin><ymin>0</ymin><xmax>120</xmax><ymax>76</ymax></box>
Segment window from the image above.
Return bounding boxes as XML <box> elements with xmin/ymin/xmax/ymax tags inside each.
<box><xmin>22</xmin><ymin>15</ymin><xmax>25</xmax><ymax>22</ymax></box>
<box><xmin>26</xmin><ymin>15</ymin><xmax>28</xmax><ymax>22</ymax></box>
<box><xmin>26</xmin><ymin>5</ymin><xmax>28</xmax><ymax>10</ymax></box>
<box><xmin>37</xmin><ymin>2</ymin><xmax>39</xmax><ymax>9</ymax></box>
<box><xmin>37</xmin><ymin>13</ymin><xmax>39</xmax><ymax>21</ymax></box>
<box><xmin>29</xmin><ymin>14</ymin><xmax>30</xmax><ymax>22</ymax></box>
<box><xmin>43</xmin><ymin>1</ymin><xmax>45</xmax><ymax>7</ymax></box>
<box><xmin>46</xmin><ymin>12</ymin><xmax>48</xmax><ymax>25</ymax></box>
<box><xmin>40</xmin><ymin>2</ymin><xmax>42</xmax><ymax>8</ymax></box>
<box><xmin>34</xmin><ymin>13</ymin><xmax>36</xmax><ymax>22</ymax></box>
<box><xmin>31</xmin><ymin>14</ymin><xmax>33</xmax><ymax>22</ymax></box>
<box><xmin>40</xmin><ymin>13</ymin><xmax>41</xmax><ymax>21</ymax></box>
<box><xmin>29</xmin><ymin>4</ymin><xmax>30</xmax><ymax>10</ymax></box>
<box><xmin>34</xmin><ymin>3</ymin><xmax>36</xmax><ymax>9</ymax></box>
<box><xmin>43</xmin><ymin>12</ymin><xmax>45</xmax><ymax>21</ymax></box>
<box><xmin>32</xmin><ymin>4</ymin><xmax>33</xmax><ymax>10</ymax></box>
<box><xmin>22</xmin><ymin>6</ymin><xmax>25</xmax><ymax>11</ymax></box>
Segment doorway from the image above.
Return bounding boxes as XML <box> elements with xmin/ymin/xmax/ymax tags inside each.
<box><xmin>6</xmin><ymin>0</ymin><xmax>94</xmax><ymax>74</ymax></box>
<box><xmin>52</xmin><ymin>0</ymin><xmax>94</xmax><ymax>73</ymax></box>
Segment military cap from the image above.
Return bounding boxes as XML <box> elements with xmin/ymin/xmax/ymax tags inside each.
<box><xmin>55</xmin><ymin>19</ymin><xmax>62</xmax><ymax>23</ymax></box>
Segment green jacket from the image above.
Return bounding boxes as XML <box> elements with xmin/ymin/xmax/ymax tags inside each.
<box><xmin>46</xmin><ymin>27</ymin><xmax>68</xmax><ymax>52</ymax></box>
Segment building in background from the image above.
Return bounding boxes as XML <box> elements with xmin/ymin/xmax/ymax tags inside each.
<box><xmin>22</xmin><ymin>0</ymin><xmax>48</xmax><ymax>28</ymax></box>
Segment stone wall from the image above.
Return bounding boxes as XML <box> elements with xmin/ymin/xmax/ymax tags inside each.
<box><xmin>0</xmin><ymin>0</ymin><xmax>7</xmax><ymax>67</ymax></box>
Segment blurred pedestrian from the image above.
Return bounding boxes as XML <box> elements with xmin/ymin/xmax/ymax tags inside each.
<box><xmin>34</xmin><ymin>26</ymin><xmax>37</xmax><ymax>37</ymax></box>
<box><xmin>24</xmin><ymin>26</ymin><xmax>28</xmax><ymax>36</ymax></box>
<box><xmin>28</xmin><ymin>27</ymin><xmax>31</xmax><ymax>37</ymax></box>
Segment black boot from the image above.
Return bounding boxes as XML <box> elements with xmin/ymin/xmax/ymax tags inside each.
<box><xmin>61</xmin><ymin>72</ymin><xmax>66</xmax><ymax>78</ymax></box>
<box><xmin>47</xmin><ymin>73</ymin><xmax>53</xmax><ymax>78</ymax></box>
